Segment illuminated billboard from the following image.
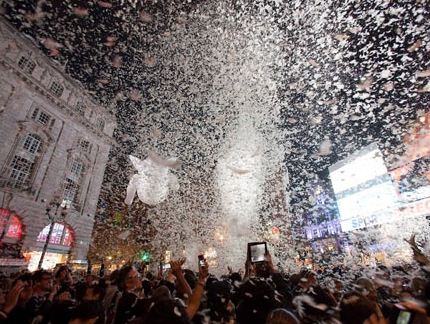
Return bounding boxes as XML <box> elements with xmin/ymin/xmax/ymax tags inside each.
<box><xmin>329</xmin><ymin>144</ymin><xmax>398</xmax><ymax>232</ymax></box>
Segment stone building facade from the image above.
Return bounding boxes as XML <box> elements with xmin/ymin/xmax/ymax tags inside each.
<box><xmin>0</xmin><ymin>18</ymin><xmax>115</xmax><ymax>270</ymax></box>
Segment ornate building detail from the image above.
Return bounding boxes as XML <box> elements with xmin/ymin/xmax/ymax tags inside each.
<box><xmin>0</xmin><ymin>18</ymin><xmax>116</xmax><ymax>270</ymax></box>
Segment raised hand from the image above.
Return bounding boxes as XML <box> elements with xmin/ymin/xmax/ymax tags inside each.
<box><xmin>186</xmin><ymin>260</ymin><xmax>208</xmax><ymax>320</ymax></box>
<box><xmin>3</xmin><ymin>280</ymin><xmax>25</xmax><ymax>314</ymax></box>
<box><xmin>265</xmin><ymin>251</ymin><xmax>275</xmax><ymax>272</ymax></box>
<box><xmin>244</xmin><ymin>259</ymin><xmax>255</xmax><ymax>278</ymax></box>
<box><xmin>198</xmin><ymin>260</ymin><xmax>209</xmax><ymax>283</ymax></box>
<box><xmin>397</xmin><ymin>300</ymin><xmax>428</xmax><ymax>315</ymax></box>
<box><xmin>170</xmin><ymin>258</ymin><xmax>186</xmax><ymax>275</ymax></box>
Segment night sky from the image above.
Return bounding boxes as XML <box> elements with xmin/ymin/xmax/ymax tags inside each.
<box><xmin>2</xmin><ymin>0</ymin><xmax>429</xmax><ymax>260</ymax></box>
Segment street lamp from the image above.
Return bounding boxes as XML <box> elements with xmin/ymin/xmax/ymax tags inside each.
<box><xmin>37</xmin><ymin>198</ymin><xmax>68</xmax><ymax>270</ymax></box>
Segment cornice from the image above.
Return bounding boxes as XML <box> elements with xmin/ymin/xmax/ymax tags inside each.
<box><xmin>0</xmin><ymin>18</ymin><xmax>114</xmax><ymax>113</ymax></box>
<box><xmin>0</xmin><ymin>59</ymin><xmax>116</xmax><ymax>146</ymax></box>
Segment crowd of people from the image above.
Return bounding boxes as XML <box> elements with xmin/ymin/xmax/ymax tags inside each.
<box><xmin>1</xmin><ymin>243</ymin><xmax>430</xmax><ymax>324</ymax></box>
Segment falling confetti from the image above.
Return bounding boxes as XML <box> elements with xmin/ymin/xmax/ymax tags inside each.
<box><xmin>1</xmin><ymin>0</ymin><xmax>428</xmax><ymax>272</ymax></box>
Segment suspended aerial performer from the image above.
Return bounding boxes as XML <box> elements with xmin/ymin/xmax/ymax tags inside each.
<box><xmin>125</xmin><ymin>151</ymin><xmax>180</xmax><ymax>206</ymax></box>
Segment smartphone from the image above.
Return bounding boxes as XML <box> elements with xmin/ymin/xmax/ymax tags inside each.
<box><xmin>162</xmin><ymin>263</ymin><xmax>171</xmax><ymax>271</ymax></box>
<box><xmin>396</xmin><ymin>311</ymin><xmax>413</xmax><ymax>324</ymax></box>
<box><xmin>248</xmin><ymin>242</ymin><xmax>268</xmax><ymax>263</ymax></box>
<box><xmin>198</xmin><ymin>254</ymin><xmax>205</xmax><ymax>268</ymax></box>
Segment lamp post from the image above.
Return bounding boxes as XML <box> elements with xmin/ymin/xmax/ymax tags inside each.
<box><xmin>37</xmin><ymin>198</ymin><xmax>68</xmax><ymax>270</ymax></box>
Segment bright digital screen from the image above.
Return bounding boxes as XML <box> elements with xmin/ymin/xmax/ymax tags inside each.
<box><xmin>330</xmin><ymin>144</ymin><xmax>398</xmax><ymax>232</ymax></box>
<box><xmin>330</xmin><ymin>148</ymin><xmax>388</xmax><ymax>193</ymax></box>
<box><xmin>336</xmin><ymin>182</ymin><xmax>398</xmax><ymax>231</ymax></box>
<box><xmin>250</xmin><ymin>243</ymin><xmax>266</xmax><ymax>263</ymax></box>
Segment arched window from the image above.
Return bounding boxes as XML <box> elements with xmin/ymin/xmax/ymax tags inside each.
<box><xmin>36</xmin><ymin>222</ymin><xmax>74</xmax><ymax>247</ymax></box>
<box><xmin>0</xmin><ymin>208</ymin><xmax>24</xmax><ymax>240</ymax></box>
<box><xmin>8</xmin><ymin>133</ymin><xmax>43</xmax><ymax>188</ymax></box>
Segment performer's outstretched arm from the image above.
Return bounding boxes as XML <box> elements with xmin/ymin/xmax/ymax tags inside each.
<box><xmin>125</xmin><ymin>175</ymin><xmax>138</xmax><ymax>205</ymax></box>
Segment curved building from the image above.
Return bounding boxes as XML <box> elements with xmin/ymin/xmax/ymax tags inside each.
<box><xmin>0</xmin><ymin>19</ymin><xmax>115</xmax><ymax>271</ymax></box>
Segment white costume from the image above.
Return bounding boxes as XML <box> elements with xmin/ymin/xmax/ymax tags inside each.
<box><xmin>125</xmin><ymin>152</ymin><xmax>180</xmax><ymax>206</ymax></box>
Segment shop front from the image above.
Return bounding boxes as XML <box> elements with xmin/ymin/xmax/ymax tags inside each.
<box><xmin>0</xmin><ymin>208</ymin><xmax>26</xmax><ymax>271</ymax></box>
<box><xmin>26</xmin><ymin>250</ymin><xmax>69</xmax><ymax>271</ymax></box>
<box><xmin>27</xmin><ymin>222</ymin><xmax>74</xmax><ymax>271</ymax></box>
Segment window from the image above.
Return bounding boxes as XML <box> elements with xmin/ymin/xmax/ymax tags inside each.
<box><xmin>96</xmin><ymin>119</ymin><xmax>105</xmax><ymax>131</ymax></box>
<box><xmin>62</xmin><ymin>159</ymin><xmax>84</xmax><ymax>207</ymax></box>
<box><xmin>31</xmin><ymin>108</ymin><xmax>39</xmax><ymax>120</ymax></box>
<box><xmin>23</xmin><ymin>134</ymin><xmax>42</xmax><ymax>154</ymax></box>
<box><xmin>7</xmin><ymin>215</ymin><xmax>24</xmax><ymax>239</ymax></box>
<box><xmin>31</xmin><ymin>108</ymin><xmax>51</xmax><ymax>126</ymax></box>
<box><xmin>37</xmin><ymin>222</ymin><xmax>73</xmax><ymax>246</ymax></box>
<box><xmin>7</xmin><ymin>134</ymin><xmax>42</xmax><ymax>187</ymax></box>
<box><xmin>38</xmin><ymin>111</ymin><xmax>50</xmax><ymax>125</ymax></box>
<box><xmin>50</xmin><ymin>223</ymin><xmax>64</xmax><ymax>245</ymax></box>
<box><xmin>36</xmin><ymin>223</ymin><xmax>49</xmax><ymax>242</ymax></box>
<box><xmin>313</xmin><ymin>229</ymin><xmax>319</xmax><ymax>238</ymax></box>
<box><xmin>62</xmin><ymin>226</ymin><xmax>74</xmax><ymax>247</ymax></box>
<box><xmin>70</xmin><ymin>160</ymin><xmax>83</xmax><ymax>180</ymax></box>
<box><xmin>79</xmin><ymin>139</ymin><xmax>91</xmax><ymax>153</ymax></box>
<box><xmin>35</xmin><ymin>111</ymin><xmax>51</xmax><ymax>125</ymax></box>
<box><xmin>9</xmin><ymin>156</ymin><xmax>33</xmax><ymax>185</ymax></box>
<box><xmin>18</xmin><ymin>56</ymin><xmax>36</xmax><ymax>74</ymax></box>
<box><xmin>0</xmin><ymin>208</ymin><xmax>24</xmax><ymax>240</ymax></box>
<box><xmin>50</xmin><ymin>81</ymin><xmax>64</xmax><ymax>97</ymax></box>
<box><xmin>75</xmin><ymin>101</ymin><xmax>86</xmax><ymax>115</ymax></box>
<box><xmin>62</xmin><ymin>178</ymin><xmax>78</xmax><ymax>207</ymax></box>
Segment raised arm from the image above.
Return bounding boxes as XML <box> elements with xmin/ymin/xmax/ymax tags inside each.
<box><xmin>170</xmin><ymin>258</ymin><xmax>192</xmax><ymax>301</ymax></box>
<box><xmin>0</xmin><ymin>280</ymin><xmax>25</xmax><ymax>322</ymax></box>
<box><xmin>186</xmin><ymin>260</ymin><xmax>209</xmax><ymax>320</ymax></box>
<box><xmin>125</xmin><ymin>175</ymin><xmax>138</xmax><ymax>205</ymax></box>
